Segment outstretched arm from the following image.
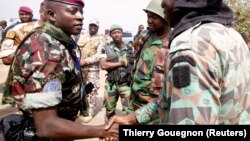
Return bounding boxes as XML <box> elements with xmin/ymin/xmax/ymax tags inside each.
<box><xmin>33</xmin><ymin>106</ymin><xmax>118</xmax><ymax>140</ymax></box>
<box><xmin>105</xmin><ymin>112</ymin><xmax>138</xmax><ymax>130</ymax></box>
<box><xmin>105</xmin><ymin>98</ymin><xmax>161</xmax><ymax>130</ymax></box>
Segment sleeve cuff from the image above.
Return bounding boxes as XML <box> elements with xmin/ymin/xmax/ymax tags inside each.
<box><xmin>0</xmin><ymin>50</ymin><xmax>15</xmax><ymax>58</ymax></box>
<box><xmin>19</xmin><ymin>91</ymin><xmax>62</xmax><ymax>111</ymax></box>
<box><xmin>135</xmin><ymin>101</ymin><xmax>159</xmax><ymax>124</ymax></box>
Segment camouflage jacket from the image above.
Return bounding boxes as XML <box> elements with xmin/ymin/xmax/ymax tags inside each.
<box><xmin>130</xmin><ymin>31</ymin><xmax>169</xmax><ymax>109</ymax></box>
<box><xmin>77</xmin><ymin>32</ymin><xmax>106</xmax><ymax>70</ymax></box>
<box><xmin>0</xmin><ymin>20</ymin><xmax>43</xmax><ymax>58</ymax></box>
<box><xmin>150</xmin><ymin>40</ymin><xmax>169</xmax><ymax>96</ymax></box>
<box><xmin>11</xmin><ymin>22</ymin><xmax>86</xmax><ymax>120</ymax></box>
<box><xmin>135</xmin><ymin>22</ymin><xmax>250</xmax><ymax>124</ymax></box>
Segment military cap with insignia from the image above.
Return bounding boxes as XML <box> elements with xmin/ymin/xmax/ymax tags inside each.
<box><xmin>48</xmin><ymin>0</ymin><xmax>84</xmax><ymax>7</ymax></box>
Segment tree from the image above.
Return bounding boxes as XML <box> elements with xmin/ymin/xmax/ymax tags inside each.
<box><xmin>224</xmin><ymin>0</ymin><xmax>250</xmax><ymax>33</ymax></box>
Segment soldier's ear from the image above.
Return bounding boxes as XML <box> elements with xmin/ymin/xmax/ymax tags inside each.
<box><xmin>47</xmin><ymin>9</ymin><xmax>56</xmax><ymax>22</ymax></box>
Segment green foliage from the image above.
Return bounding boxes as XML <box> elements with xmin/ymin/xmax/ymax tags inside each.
<box><xmin>224</xmin><ymin>0</ymin><xmax>250</xmax><ymax>33</ymax></box>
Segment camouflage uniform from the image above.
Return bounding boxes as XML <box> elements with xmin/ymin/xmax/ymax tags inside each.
<box><xmin>0</xmin><ymin>20</ymin><xmax>44</xmax><ymax>104</ymax></box>
<box><xmin>10</xmin><ymin>22</ymin><xmax>87</xmax><ymax>122</ymax></box>
<box><xmin>129</xmin><ymin>30</ymin><xmax>168</xmax><ymax>112</ymax></box>
<box><xmin>77</xmin><ymin>32</ymin><xmax>106</xmax><ymax>116</ymax></box>
<box><xmin>101</xmin><ymin>44</ymin><xmax>133</xmax><ymax>118</ymax></box>
<box><xmin>128</xmin><ymin>0</ymin><xmax>170</xmax><ymax>117</ymax></box>
<box><xmin>135</xmin><ymin>22</ymin><xmax>250</xmax><ymax>124</ymax></box>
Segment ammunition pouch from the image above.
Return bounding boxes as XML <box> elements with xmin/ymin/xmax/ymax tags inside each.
<box><xmin>107</xmin><ymin>66</ymin><xmax>132</xmax><ymax>85</ymax></box>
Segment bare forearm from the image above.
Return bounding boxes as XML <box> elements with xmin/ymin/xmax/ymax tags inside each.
<box><xmin>32</xmin><ymin>107</ymin><xmax>108</xmax><ymax>140</ymax></box>
<box><xmin>35</xmin><ymin>116</ymin><xmax>105</xmax><ymax>139</ymax></box>
<box><xmin>100</xmin><ymin>58</ymin><xmax>123</xmax><ymax>70</ymax></box>
<box><xmin>100</xmin><ymin>62</ymin><xmax>122</xmax><ymax>70</ymax></box>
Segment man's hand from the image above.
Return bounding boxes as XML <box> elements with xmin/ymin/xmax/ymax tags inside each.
<box><xmin>99</xmin><ymin>123</ymin><xmax>119</xmax><ymax>141</ymax></box>
<box><xmin>105</xmin><ymin>112</ymin><xmax>137</xmax><ymax>130</ymax></box>
<box><xmin>119</xmin><ymin>54</ymin><xmax>128</xmax><ymax>67</ymax></box>
<box><xmin>2</xmin><ymin>54</ymin><xmax>14</xmax><ymax>65</ymax></box>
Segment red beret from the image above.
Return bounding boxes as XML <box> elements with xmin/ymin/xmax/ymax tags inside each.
<box><xmin>19</xmin><ymin>6</ymin><xmax>33</xmax><ymax>13</ymax></box>
<box><xmin>49</xmin><ymin>0</ymin><xmax>84</xmax><ymax>7</ymax></box>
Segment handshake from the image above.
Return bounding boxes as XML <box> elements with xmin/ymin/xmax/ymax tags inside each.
<box><xmin>99</xmin><ymin>113</ymin><xmax>137</xmax><ymax>141</ymax></box>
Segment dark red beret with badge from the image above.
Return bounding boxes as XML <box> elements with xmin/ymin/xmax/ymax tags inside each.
<box><xmin>48</xmin><ymin>0</ymin><xmax>84</xmax><ymax>7</ymax></box>
<box><xmin>19</xmin><ymin>6</ymin><xmax>33</xmax><ymax>13</ymax></box>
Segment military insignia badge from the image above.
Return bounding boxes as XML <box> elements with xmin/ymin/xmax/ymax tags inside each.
<box><xmin>43</xmin><ymin>79</ymin><xmax>62</xmax><ymax>93</ymax></box>
<box><xmin>170</xmin><ymin>56</ymin><xmax>196</xmax><ymax>88</ymax></box>
<box><xmin>172</xmin><ymin>66</ymin><xmax>191</xmax><ymax>88</ymax></box>
<box><xmin>6</xmin><ymin>31</ymin><xmax>16</xmax><ymax>39</ymax></box>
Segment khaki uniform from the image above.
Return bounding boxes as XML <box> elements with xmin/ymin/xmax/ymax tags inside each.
<box><xmin>77</xmin><ymin>32</ymin><xmax>106</xmax><ymax>116</ymax></box>
<box><xmin>0</xmin><ymin>20</ymin><xmax>43</xmax><ymax>59</ymax></box>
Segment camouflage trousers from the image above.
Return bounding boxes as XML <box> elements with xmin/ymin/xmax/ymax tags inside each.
<box><xmin>82</xmin><ymin>70</ymin><xmax>100</xmax><ymax>117</ymax></box>
<box><xmin>1</xmin><ymin>83</ymin><xmax>15</xmax><ymax>105</ymax></box>
<box><xmin>104</xmin><ymin>82</ymin><xmax>131</xmax><ymax>118</ymax></box>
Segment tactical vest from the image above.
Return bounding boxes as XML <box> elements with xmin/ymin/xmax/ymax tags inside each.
<box><xmin>80</xmin><ymin>34</ymin><xmax>104</xmax><ymax>59</ymax></box>
<box><xmin>105</xmin><ymin>44</ymin><xmax>134</xmax><ymax>85</ymax></box>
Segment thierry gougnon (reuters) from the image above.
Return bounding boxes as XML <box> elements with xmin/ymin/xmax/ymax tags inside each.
<box><xmin>122</xmin><ymin>128</ymin><xmax>245</xmax><ymax>139</ymax></box>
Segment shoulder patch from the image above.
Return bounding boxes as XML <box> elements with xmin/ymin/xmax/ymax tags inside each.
<box><xmin>172</xmin><ymin>66</ymin><xmax>190</xmax><ymax>88</ymax></box>
<box><xmin>43</xmin><ymin>79</ymin><xmax>62</xmax><ymax>93</ymax></box>
<box><xmin>6</xmin><ymin>31</ymin><xmax>16</xmax><ymax>39</ymax></box>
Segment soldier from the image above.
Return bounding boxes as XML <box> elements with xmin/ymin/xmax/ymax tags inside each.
<box><xmin>0</xmin><ymin>20</ymin><xmax>7</xmax><ymax>42</ymax></box>
<box><xmin>1</xmin><ymin>6</ymin><xmax>34</xmax><ymax>43</ymax></box>
<box><xmin>104</xmin><ymin>29</ymin><xmax>112</xmax><ymax>44</ymax></box>
<box><xmin>77</xmin><ymin>18</ymin><xmax>107</xmax><ymax>122</ymax></box>
<box><xmin>6</xmin><ymin>0</ymin><xmax>118</xmax><ymax>140</ymax></box>
<box><xmin>127</xmin><ymin>0</ymin><xmax>171</xmax><ymax>116</ymax></box>
<box><xmin>100</xmin><ymin>24</ymin><xmax>134</xmax><ymax>119</ymax></box>
<box><xmin>106</xmin><ymin>0</ymin><xmax>250</xmax><ymax>126</ymax></box>
<box><xmin>0</xmin><ymin>1</ymin><xmax>48</xmax><ymax>105</ymax></box>
<box><xmin>0</xmin><ymin>1</ymin><xmax>47</xmax><ymax>65</ymax></box>
<box><xmin>133</xmin><ymin>24</ymin><xmax>144</xmax><ymax>41</ymax></box>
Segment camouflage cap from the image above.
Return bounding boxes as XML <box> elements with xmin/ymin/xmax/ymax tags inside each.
<box><xmin>109</xmin><ymin>24</ymin><xmax>123</xmax><ymax>34</ymax></box>
<box><xmin>48</xmin><ymin>0</ymin><xmax>84</xmax><ymax>7</ymax></box>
